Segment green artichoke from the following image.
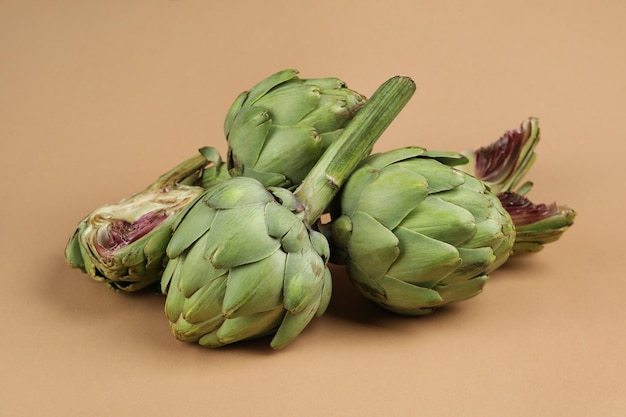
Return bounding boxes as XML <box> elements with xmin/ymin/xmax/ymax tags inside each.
<box><xmin>329</xmin><ymin>147</ymin><xmax>516</xmax><ymax>315</ymax></box>
<box><xmin>161</xmin><ymin>76</ymin><xmax>416</xmax><ymax>348</ymax></box>
<box><xmin>161</xmin><ymin>176</ymin><xmax>332</xmax><ymax>349</ymax></box>
<box><xmin>224</xmin><ymin>69</ymin><xmax>366</xmax><ymax>188</ymax></box>
<box><xmin>65</xmin><ymin>147</ymin><xmax>226</xmax><ymax>292</ymax></box>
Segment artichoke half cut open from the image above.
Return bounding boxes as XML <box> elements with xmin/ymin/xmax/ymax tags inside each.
<box><xmin>65</xmin><ymin>147</ymin><xmax>226</xmax><ymax>292</ymax></box>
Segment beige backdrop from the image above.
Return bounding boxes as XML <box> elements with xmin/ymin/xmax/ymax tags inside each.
<box><xmin>2</xmin><ymin>1</ymin><xmax>624</xmax><ymax>416</ymax></box>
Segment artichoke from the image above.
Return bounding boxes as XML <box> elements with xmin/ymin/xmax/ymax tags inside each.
<box><xmin>161</xmin><ymin>76</ymin><xmax>416</xmax><ymax>348</ymax></box>
<box><xmin>65</xmin><ymin>147</ymin><xmax>226</xmax><ymax>292</ymax></box>
<box><xmin>460</xmin><ymin>117</ymin><xmax>540</xmax><ymax>195</ymax></box>
<box><xmin>460</xmin><ymin>117</ymin><xmax>576</xmax><ymax>254</ymax></box>
<box><xmin>328</xmin><ymin>147</ymin><xmax>516</xmax><ymax>315</ymax></box>
<box><xmin>499</xmin><ymin>191</ymin><xmax>576</xmax><ymax>255</ymax></box>
<box><xmin>224</xmin><ymin>69</ymin><xmax>366</xmax><ymax>188</ymax></box>
<box><xmin>161</xmin><ymin>177</ymin><xmax>332</xmax><ymax>349</ymax></box>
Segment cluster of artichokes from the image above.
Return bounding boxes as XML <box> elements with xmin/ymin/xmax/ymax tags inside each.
<box><xmin>65</xmin><ymin>69</ymin><xmax>575</xmax><ymax>349</ymax></box>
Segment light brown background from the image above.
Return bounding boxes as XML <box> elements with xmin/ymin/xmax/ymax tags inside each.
<box><xmin>1</xmin><ymin>1</ymin><xmax>624</xmax><ymax>416</ymax></box>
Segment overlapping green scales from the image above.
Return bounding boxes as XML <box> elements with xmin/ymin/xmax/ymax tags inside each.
<box><xmin>226</xmin><ymin>106</ymin><xmax>272</xmax><ymax>166</ymax></box>
<box><xmin>400</xmin><ymin>196</ymin><xmax>476</xmax><ymax>246</ymax></box>
<box><xmin>182</xmin><ymin>275</ymin><xmax>228</xmax><ymax>324</ymax></box>
<box><xmin>199</xmin><ymin>306</ymin><xmax>285</xmax><ymax>348</ymax></box>
<box><xmin>283</xmin><ymin>248</ymin><xmax>326</xmax><ymax>313</ymax></box>
<box><xmin>252</xmin><ymin>125</ymin><xmax>324</xmax><ymax>184</ymax></box>
<box><xmin>166</xmin><ymin>196</ymin><xmax>216</xmax><ymax>259</ymax></box>
<box><xmin>391</xmin><ymin>227</ymin><xmax>461</xmax><ymax>286</ymax></box>
<box><xmin>253</xmin><ymin>84</ymin><xmax>322</xmax><ymax>125</ymax></box>
<box><xmin>331</xmin><ymin>147</ymin><xmax>516</xmax><ymax>315</ymax></box>
<box><xmin>162</xmin><ymin>176</ymin><xmax>331</xmax><ymax>349</ymax></box>
<box><xmin>203</xmin><ymin>205</ymin><xmax>280</xmax><ymax>269</ymax></box>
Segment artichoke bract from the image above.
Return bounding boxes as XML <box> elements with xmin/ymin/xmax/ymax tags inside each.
<box><xmin>498</xmin><ymin>191</ymin><xmax>576</xmax><ymax>255</ymax></box>
<box><xmin>161</xmin><ymin>76</ymin><xmax>416</xmax><ymax>348</ymax></box>
<box><xmin>329</xmin><ymin>147</ymin><xmax>516</xmax><ymax>315</ymax></box>
<box><xmin>65</xmin><ymin>147</ymin><xmax>226</xmax><ymax>292</ymax></box>
<box><xmin>460</xmin><ymin>117</ymin><xmax>540</xmax><ymax>195</ymax></box>
<box><xmin>224</xmin><ymin>69</ymin><xmax>366</xmax><ymax>188</ymax></box>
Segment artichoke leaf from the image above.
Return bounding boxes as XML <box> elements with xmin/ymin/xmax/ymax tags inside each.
<box><xmin>308</xmin><ymin>230</ymin><xmax>331</xmax><ymax>263</ymax></box>
<box><xmin>254</xmin><ymin>83</ymin><xmax>321</xmax><ymax>125</ymax></box>
<box><xmin>377</xmin><ymin>275</ymin><xmax>444</xmax><ymax>313</ymax></box>
<box><xmin>253</xmin><ymin>125</ymin><xmax>325</xmax><ymax>184</ymax></box>
<box><xmin>390</xmin><ymin>227</ymin><xmax>461</xmax><ymax>285</ymax></box>
<box><xmin>436</xmin><ymin>186</ymin><xmax>492</xmax><ymax>222</ymax></box>
<box><xmin>356</xmin><ymin>164</ymin><xmax>429</xmax><ymax>230</ymax></box>
<box><xmin>223</xmin><ymin>91</ymin><xmax>248</xmax><ymax>137</ymax></box>
<box><xmin>346</xmin><ymin>260</ymin><xmax>387</xmax><ymax>301</ymax></box>
<box><xmin>163</xmin><ymin>259</ymin><xmax>185</xmax><ymax>321</ymax></box>
<box><xmin>301</xmin><ymin>76</ymin><xmax>345</xmax><ymax>89</ymax></box>
<box><xmin>461</xmin><ymin>218</ymin><xmax>505</xmax><ymax>249</ymax></box>
<box><xmin>440</xmin><ymin>247</ymin><xmax>495</xmax><ymax>284</ymax></box>
<box><xmin>346</xmin><ymin>211</ymin><xmax>399</xmax><ymax>282</ymax></box>
<box><xmin>204</xmin><ymin>205</ymin><xmax>281</xmax><ymax>268</ymax></box>
<box><xmin>419</xmin><ymin>149</ymin><xmax>469</xmax><ymax>166</ymax></box>
<box><xmin>270</xmin><ymin>303</ymin><xmax>319</xmax><ymax>350</ymax></box>
<box><xmin>265</xmin><ymin>202</ymin><xmax>303</xmax><ymax>241</ymax></box>
<box><xmin>207</xmin><ymin>305</ymin><xmax>285</xmax><ymax>347</ymax></box>
<box><xmin>280</xmin><ymin>223</ymin><xmax>310</xmax><ymax>254</ymax></box>
<box><xmin>316</xmin><ymin>267</ymin><xmax>333</xmax><ymax>317</ymax></box>
<box><xmin>182</xmin><ymin>275</ymin><xmax>228</xmax><ymax>323</ymax></box>
<box><xmin>434</xmin><ymin>274</ymin><xmax>489</xmax><ymax>304</ymax></box>
<box><xmin>401</xmin><ymin>196</ymin><xmax>476</xmax><ymax>246</ymax></box>
<box><xmin>172</xmin><ymin>314</ymin><xmax>225</xmax><ymax>343</ymax></box>
<box><xmin>65</xmin><ymin>226</ymin><xmax>86</xmax><ymax>270</ymax></box>
<box><xmin>401</xmin><ymin>158</ymin><xmax>466</xmax><ymax>193</ymax></box>
<box><xmin>222</xmin><ymin>251</ymin><xmax>286</xmax><ymax>318</ymax></box>
<box><xmin>363</xmin><ymin>147</ymin><xmax>427</xmax><ymax>170</ymax></box>
<box><xmin>206</xmin><ymin>176</ymin><xmax>274</xmax><ymax>209</ymax></box>
<box><xmin>283</xmin><ymin>249</ymin><xmax>326</xmax><ymax>313</ymax></box>
<box><xmin>246</xmin><ymin>69</ymin><xmax>298</xmax><ymax>105</ymax></box>
<box><xmin>143</xmin><ymin>221</ymin><xmax>177</xmax><ymax>268</ymax></box>
<box><xmin>339</xmin><ymin>167</ymin><xmax>378</xmax><ymax>217</ymax></box>
<box><xmin>166</xmin><ymin>195</ymin><xmax>216</xmax><ymax>259</ymax></box>
<box><xmin>226</xmin><ymin>106</ymin><xmax>272</xmax><ymax>167</ymax></box>
<box><xmin>177</xmin><ymin>240</ymin><xmax>225</xmax><ymax>297</ymax></box>
<box><xmin>235</xmin><ymin>167</ymin><xmax>287</xmax><ymax>188</ymax></box>
<box><xmin>160</xmin><ymin>255</ymin><xmax>179</xmax><ymax>294</ymax></box>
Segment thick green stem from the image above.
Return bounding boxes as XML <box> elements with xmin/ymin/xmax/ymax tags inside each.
<box><xmin>295</xmin><ymin>76</ymin><xmax>416</xmax><ymax>225</ymax></box>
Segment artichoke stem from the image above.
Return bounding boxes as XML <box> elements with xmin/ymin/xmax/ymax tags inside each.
<box><xmin>295</xmin><ymin>76</ymin><xmax>416</xmax><ymax>225</ymax></box>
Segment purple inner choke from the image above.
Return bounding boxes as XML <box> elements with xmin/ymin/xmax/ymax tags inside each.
<box><xmin>474</xmin><ymin>127</ymin><xmax>525</xmax><ymax>182</ymax></box>
<box><xmin>95</xmin><ymin>210</ymin><xmax>168</xmax><ymax>254</ymax></box>
<box><xmin>498</xmin><ymin>192</ymin><xmax>557</xmax><ymax>227</ymax></box>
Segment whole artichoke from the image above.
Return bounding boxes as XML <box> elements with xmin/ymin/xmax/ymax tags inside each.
<box><xmin>329</xmin><ymin>147</ymin><xmax>516</xmax><ymax>315</ymax></box>
<box><xmin>161</xmin><ymin>176</ymin><xmax>332</xmax><ymax>349</ymax></box>
<box><xmin>65</xmin><ymin>147</ymin><xmax>226</xmax><ymax>292</ymax></box>
<box><xmin>224</xmin><ymin>69</ymin><xmax>366</xmax><ymax>188</ymax></box>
